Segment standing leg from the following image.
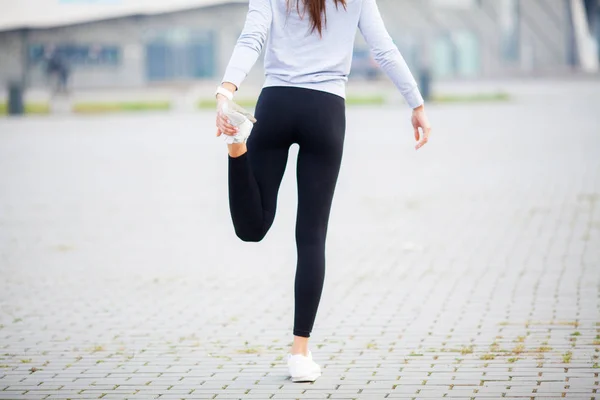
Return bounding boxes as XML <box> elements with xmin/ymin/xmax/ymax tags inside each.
<box><xmin>292</xmin><ymin>91</ymin><xmax>346</xmax><ymax>346</ymax></box>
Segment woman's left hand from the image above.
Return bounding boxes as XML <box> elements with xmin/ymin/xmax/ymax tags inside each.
<box><xmin>411</xmin><ymin>105</ymin><xmax>432</xmax><ymax>150</ymax></box>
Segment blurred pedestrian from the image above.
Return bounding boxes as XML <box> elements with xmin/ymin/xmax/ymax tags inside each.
<box><xmin>214</xmin><ymin>0</ymin><xmax>432</xmax><ymax>382</ymax></box>
<box><xmin>45</xmin><ymin>46</ymin><xmax>70</xmax><ymax>94</ymax></box>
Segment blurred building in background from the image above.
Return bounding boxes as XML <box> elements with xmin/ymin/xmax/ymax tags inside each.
<box><xmin>0</xmin><ymin>0</ymin><xmax>599</xmax><ymax>91</ymax></box>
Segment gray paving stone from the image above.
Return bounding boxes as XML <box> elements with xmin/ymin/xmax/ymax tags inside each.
<box><xmin>388</xmin><ymin>386</ymin><xmax>422</xmax><ymax>394</ymax></box>
<box><xmin>414</xmin><ymin>389</ymin><xmax>451</xmax><ymax>397</ymax></box>
<box><xmin>504</xmin><ymin>389</ymin><xmax>537</xmax><ymax>396</ymax></box>
<box><xmin>271</xmin><ymin>394</ymin><xmax>330</xmax><ymax>399</ymax></box>
<box><xmin>494</xmin><ymin>398</ymin><xmax>531</xmax><ymax>400</ymax></box>
<box><xmin>445</xmin><ymin>390</ymin><xmax>477</xmax><ymax>397</ymax></box>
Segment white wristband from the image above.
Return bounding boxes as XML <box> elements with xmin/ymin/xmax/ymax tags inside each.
<box><xmin>215</xmin><ymin>86</ymin><xmax>234</xmax><ymax>101</ymax></box>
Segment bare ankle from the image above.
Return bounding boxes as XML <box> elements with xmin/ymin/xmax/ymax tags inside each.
<box><xmin>291</xmin><ymin>336</ymin><xmax>309</xmax><ymax>356</ymax></box>
<box><xmin>228</xmin><ymin>143</ymin><xmax>247</xmax><ymax>158</ymax></box>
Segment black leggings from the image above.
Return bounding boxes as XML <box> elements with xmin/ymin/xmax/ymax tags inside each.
<box><xmin>228</xmin><ymin>86</ymin><xmax>346</xmax><ymax>338</ymax></box>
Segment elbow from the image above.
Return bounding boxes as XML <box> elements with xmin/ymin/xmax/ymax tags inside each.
<box><xmin>372</xmin><ymin>47</ymin><xmax>400</xmax><ymax>68</ymax></box>
<box><xmin>237</xmin><ymin>31</ymin><xmax>267</xmax><ymax>54</ymax></box>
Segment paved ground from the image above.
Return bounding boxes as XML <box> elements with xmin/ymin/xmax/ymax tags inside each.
<box><xmin>0</xmin><ymin>80</ymin><xmax>599</xmax><ymax>399</ymax></box>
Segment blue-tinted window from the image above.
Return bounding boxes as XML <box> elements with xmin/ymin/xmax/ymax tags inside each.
<box><xmin>28</xmin><ymin>44</ymin><xmax>121</xmax><ymax>66</ymax></box>
<box><xmin>145</xmin><ymin>29</ymin><xmax>215</xmax><ymax>81</ymax></box>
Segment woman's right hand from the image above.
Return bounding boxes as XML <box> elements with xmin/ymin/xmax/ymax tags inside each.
<box><xmin>216</xmin><ymin>95</ymin><xmax>239</xmax><ymax>137</ymax></box>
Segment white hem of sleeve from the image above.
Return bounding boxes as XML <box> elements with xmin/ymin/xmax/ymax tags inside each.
<box><xmin>404</xmin><ymin>87</ymin><xmax>424</xmax><ymax>109</ymax></box>
<box><xmin>222</xmin><ymin>67</ymin><xmax>247</xmax><ymax>90</ymax></box>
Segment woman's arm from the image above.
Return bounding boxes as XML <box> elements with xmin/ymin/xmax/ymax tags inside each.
<box><xmin>358</xmin><ymin>0</ymin><xmax>423</xmax><ymax>110</ymax></box>
<box><xmin>358</xmin><ymin>0</ymin><xmax>431</xmax><ymax>150</ymax></box>
<box><xmin>220</xmin><ymin>0</ymin><xmax>272</xmax><ymax>92</ymax></box>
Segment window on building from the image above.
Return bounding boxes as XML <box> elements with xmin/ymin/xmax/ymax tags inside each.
<box><xmin>28</xmin><ymin>44</ymin><xmax>121</xmax><ymax>66</ymax></box>
<box><xmin>499</xmin><ymin>0</ymin><xmax>520</xmax><ymax>62</ymax></box>
<box><xmin>145</xmin><ymin>29</ymin><xmax>215</xmax><ymax>81</ymax></box>
<box><xmin>432</xmin><ymin>0</ymin><xmax>479</xmax><ymax>9</ymax></box>
<box><xmin>432</xmin><ymin>30</ymin><xmax>481</xmax><ymax>79</ymax></box>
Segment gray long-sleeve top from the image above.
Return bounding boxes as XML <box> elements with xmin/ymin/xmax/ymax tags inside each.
<box><xmin>222</xmin><ymin>0</ymin><xmax>424</xmax><ymax>109</ymax></box>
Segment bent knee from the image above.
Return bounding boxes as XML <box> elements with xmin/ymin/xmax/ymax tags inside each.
<box><xmin>235</xmin><ymin>228</ymin><xmax>266</xmax><ymax>243</ymax></box>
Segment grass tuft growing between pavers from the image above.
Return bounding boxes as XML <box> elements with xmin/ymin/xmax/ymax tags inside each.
<box><xmin>512</xmin><ymin>344</ymin><xmax>526</xmax><ymax>354</ymax></box>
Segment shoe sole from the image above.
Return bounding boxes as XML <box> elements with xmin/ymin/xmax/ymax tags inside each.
<box><xmin>291</xmin><ymin>372</ymin><xmax>321</xmax><ymax>382</ymax></box>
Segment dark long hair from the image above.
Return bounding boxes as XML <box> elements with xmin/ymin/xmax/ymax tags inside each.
<box><xmin>287</xmin><ymin>0</ymin><xmax>347</xmax><ymax>36</ymax></box>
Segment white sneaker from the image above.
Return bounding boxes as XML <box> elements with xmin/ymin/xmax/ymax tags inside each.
<box><xmin>287</xmin><ymin>351</ymin><xmax>321</xmax><ymax>382</ymax></box>
<box><xmin>220</xmin><ymin>100</ymin><xmax>255</xmax><ymax>144</ymax></box>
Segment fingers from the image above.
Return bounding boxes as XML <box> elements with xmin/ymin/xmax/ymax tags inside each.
<box><xmin>412</xmin><ymin>108</ymin><xmax>432</xmax><ymax>150</ymax></box>
<box><xmin>415</xmin><ymin>124</ymin><xmax>432</xmax><ymax>151</ymax></box>
<box><xmin>216</xmin><ymin>113</ymin><xmax>239</xmax><ymax>136</ymax></box>
<box><xmin>215</xmin><ymin>100</ymin><xmax>255</xmax><ymax>139</ymax></box>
